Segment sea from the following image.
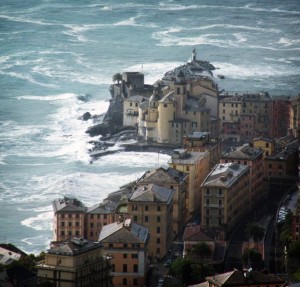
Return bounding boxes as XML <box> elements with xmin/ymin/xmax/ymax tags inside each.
<box><xmin>0</xmin><ymin>0</ymin><xmax>299</xmax><ymax>255</ymax></box>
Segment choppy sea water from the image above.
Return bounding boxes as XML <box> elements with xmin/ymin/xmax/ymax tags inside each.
<box><xmin>0</xmin><ymin>0</ymin><xmax>299</xmax><ymax>254</ymax></box>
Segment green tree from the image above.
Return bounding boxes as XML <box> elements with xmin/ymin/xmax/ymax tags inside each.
<box><xmin>188</xmin><ymin>242</ymin><xmax>212</xmax><ymax>261</ymax></box>
<box><xmin>112</xmin><ymin>73</ymin><xmax>122</xmax><ymax>85</ymax></box>
<box><xmin>242</xmin><ymin>248</ymin><xmax>263</xmax><ymax>270</ymax></box>
<box><xmin>245</xmin><ymin>223</ymin><xmax>265</xmax><ymax>246</ymax></box>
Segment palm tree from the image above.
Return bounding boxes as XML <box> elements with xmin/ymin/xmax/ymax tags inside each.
<box><xmin>245</xmin><ymin>223</ymin><xmax>265</xmax><ymax>247</ymax></box>
<box><xmin>112</xmin><ymin>73</ymin><xmax>122</xmax><ymax>85</ymax></box>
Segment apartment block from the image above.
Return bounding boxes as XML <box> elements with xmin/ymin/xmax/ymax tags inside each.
<box><xmin>136</xmin><ymin>166</ymin><xmax>188</xmax><ymax>238</ymax></box>
<box><xmin>128</xmin><ymin>184</ymin><xmax>174</xmax><ymax>260</ymax></box>
<box><xmin>99</xmin><ymin>219</ymin><xmax>149</xmax><ymax>287</ymax></box>
<box><xmin>168</xmin><ymin>149</ymin><xmax>210</xmax><ymax>220</ymax></box>
<box><xmin>220</xmin><ymin>144</ymin><xmax>266</xmax><ymax>209</ymax></box>
<box><xmin>201</xmin><ymin>162</ymin><xmax>250</xmax><ymax>237</ymax></box>
<box><xmin>36</xmin><ymin>238</ymin><xmax>112</xmax><ymax>287</ymax></box>
<box><xmin>52</xmin><ymin>197</ymin><xmax>86</xmax><ymax>242</ymax></box>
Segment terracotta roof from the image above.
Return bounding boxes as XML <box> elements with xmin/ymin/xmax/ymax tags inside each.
<box><xmin>183</xmin><ymin>225</ymin><xmax>214</xmax><ymax>242</ymax></box>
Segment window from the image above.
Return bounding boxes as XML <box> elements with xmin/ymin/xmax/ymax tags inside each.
<box><xmin>68</xmin><ymin>214</ymin><xmax>72</xmax><ymax>218</ymax></box>
<box><xmin>104</xmin><ymin>214</ymin><xmax>107</xmax><ymax>219</ymax></box>
<box><xmin>90</xmin><ymin>222</ymin><xmax>94</xmax><ymax>228</ymax></box>
<box><xmin>61</xmin><ymin>222</ymin><xmax>65</xmax><ymax>227</ymax></box>
<box><xmin>109</xmin><ymin>243</ymin><xmax>113</xmax><ymax>248</ymax></box>
<box><xmin>97</xmin><ymin>214</ymin><xmax>100</xmax><ymax>219</ymax></box>
<box><xmin>61</xmin><ymin>231</ymin><xmax>65</xmax><ymax>236</ymax></box>
<box><xmin>90</xmin><ymin>231</ymin><xmax>93</xmax><ymax>237</ymax></box>
<box><xmin>133</xmin><ymin>279</ymin><xmax>138</xmax><ymax>286</ymax></box>
<box><xmin>90</xmin><ymin>214</ymin><xmax>94</xmax><ymax>219</ymax></box>
<box><xmin>132</xmin><ymin>254</ymin><xmax>138</xmax><ymax>259</ymax></box>
<box><xmin>206</xmin><ymin>189</ymin><xmax>210</xmax><ymax>195</ymax></box>
<box><xmin>145</xmin><ymin>206</ymin><xmax>148</xmax><ymax>211</ymax></box>
<box><xmin>123</xmin><ymin>254</ymin><xmax>127</xmax><ymax>259</ymax></box>
<box><xmin>123</xmin><ymin>264</ymin><xmax>127</xmax><ymax>272</ymax></box>
<box><xmin>157</xmin><ymin>248</ymin><xmax>160</xmax><ymax>254</ymax></box>
<box><xmin>76</xmin><ymin>222</ymin><xmax>79</xmax><ymax>227</ymax></box>
<box><xmin>157</xmin><ymin>216</ymin><xmax>160</xmax><ymax>223</ymax></box>
<box><xmin>219</xmin><ymin>199</ymin><xmax>222</xmax><ymax>206</ymax></box>
<box><xmin>157</xmin><ymin>227</ymin><xmax>160</xmax><ymax>234</ymax></box>
<box><xmin>61</xmin><ymin>214</ymin><xmax>65</xmax><ymax>218</ymax></box>
<box><xmin>123</xmin><ymin>278</ymin><xmax>127</xmax><ymax>285</ymax></box>
<box><xmin>68</xmin><ymin>231</ymin><xmax>72</xmax><ymax>236</ymax></box>
<box><xmin>134</xmin><ymin>264</ymin><xmax>138</xmax><ymax>272</ymax></box>
<box><xmin>145</xmin><ymin>216</ymin><xmax>148</xmax><ymax>222</ymax></box>
<box><xmin>75</xmin><ymin>231</ymin><xmax>79</xmax><ymax>236</ymax></box>
<box><xmin>186</xmin><ymin>166</ymin><xmax>190</xmax><ymax>172</ymax></box>
<box><xmin>164</xmin><ymin>104</ymin><xmax>167</xmax><ymax>108</ymax></box>
<box><xmin>219</xmin><ymin>189</ymin><xmax>222</xmax><ymax>196</ymax></box>
<box><xmin>68</xmin><ymin>222</ymin><xmax>72</xmax><ymax>227</ymax></box>
<box><xmin>156</xmin><ymin>238</ymin><xmax>160</xmax><ymax>243</ymax></box>
<box><xmin>157</xmin><ymin>206</ymin><xmax>161</xmax><ymax>212</ymax></box>
<box><xmin>134</xmin><ymin>216</ymin><xmax>137</xmax><ymax>221</ymax></box>
<box><xmin>206</xmin><ymin>199</ymin><xmax>209</xmax><ymax>205</ymax></box>
<box><xmin>76</xmin><ymin>214</ymin><xmax>79</xmax><ymax>218</ymax></box>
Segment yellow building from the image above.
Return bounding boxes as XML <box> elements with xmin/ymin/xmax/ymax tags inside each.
<box><xmin>99</xmin><ymin>219</ymin><xmax>149</xmax><ymax>287</ymax></box>
<box><xmin>252</xmin><ymin>137</ymin><xmax>275</xmax><ymax>158</ymax></box>
<box><xmin>168</xmin><ymin>149</ymin><xmax>210</xmax><ymax>221</ymax></box>
<box><xmin>128</xmin><ymin>184</ymin><xmax>174</xmax><ymax>260</ymax></box>
<box><xmin>136</xmin><ymin>167</ymin><xmax>188</xmax><ymax>238</ymax></box>
<box><xmin>201</xmin><ymin>162</ymin><xmax>250</xmax><ymax>237</ymax></box>
<box><xmin>36</xmin><ymin>238</ymin><xmax>112</xmax><ymax>287</ymax></box>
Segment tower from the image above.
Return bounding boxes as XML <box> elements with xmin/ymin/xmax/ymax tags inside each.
<box><xmin>192</xmin><ymin>48</ymin><xmax>197</xmax><ymax>61</ymax></box>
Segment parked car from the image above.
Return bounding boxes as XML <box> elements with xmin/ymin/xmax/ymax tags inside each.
<box><xmin>164</xmin><ymin>259</ymin><xmax>172</xmax><ymax>268</ymax></box>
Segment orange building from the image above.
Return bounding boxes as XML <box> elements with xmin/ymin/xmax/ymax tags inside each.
<box><xmin>52</xmin><ymin>197</ymin><xmax>86</xmax><ymax>242</ymax></box>
<box><xmin>136</xmin><ymin>166</ymin><xmax>188</xmax><ymax>238</ymax></box>
<box><xmin>99</xmin><ymin>219</ymin><xmax>149</xmax><ymax>287</ymax></box>
<box><xmin>128</xmin><ymin>184</ymin><xmax>174</xmax><ymax>260</ymax></box>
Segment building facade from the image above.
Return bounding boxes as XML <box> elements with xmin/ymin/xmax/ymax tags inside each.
<box><xmin>99</xmin><ymin>219</ymin><xmax>149</xmax><ymax>287</ymax></box>
<box><xmin>168</xmin><ymin>149</ymin><xmax>210</xmax><ymax>220</ymax></box>
<box><xmin>201</xmin><ymin>162</ymin><xmax>250</xmax><ymax>237</ymax></box>
<box><xmin>128</xmin><ymin>184</ymin><xmax>174</xmax><ymax>260</ymax></box>
<box><xmin>36</xmin><ymin>238</ymin><xmax>112</xmax><ymax>287</ymax></box>
<box><xmin>220</xmin><ymin>145</ymin><xmax>266</xmax><ymax>209</ymax></box>
<box><xmin>136</xmin><ymin>166</ymin><xmax>188</xmax><ymax>238</ymax></box>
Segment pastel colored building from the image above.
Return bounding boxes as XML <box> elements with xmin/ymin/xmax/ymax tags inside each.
<box><xmin>219</xmin><ymin>92</ymin><xmax>272</xmax><ymax>142</ymax></box>
<box><xmin>128</xmin><ymin>184</ymin><xmax>174</xmax><ymax>260</ymax></box>
<box><xmin>220</xmin><ymin>145</ymin><xmax>266</xmax><ymax>209</ymax></box>
<box><xmin>168</xmin><ymin>149</ymin><xmax>210</xmax><ymax>220</ymax></box>
<box><xmin>52</xmin><ymin>197</ymin><xmax>86</xmax><ymax>242</ymax></box>
<box><xmin>201</xmin><ymin>162</ymin><xmax>250</xmax><ymax>237</ymax></box>
<box><xmin>252</xmin><ymin>137</ymin><xmax>275</xmax><ymax>159</ymax></box>
<box><xmin>36</xmin><ymin>238</ymin><xmax>112</xmax><ymax>287</ymax></box>
<box><xmin>289</xmin><ymin>94</ymin><xmax>300</xmax><ymax>138</ymax></box>
<box><xmin>136</xmin><ymin>166</ymin><xmax>188</xmax><ymax>238</ymax></box>
<box><xmin>123</xmin><ymin>95</ymin><xmax>146</xmax><ymax>127</ymax></box>
<box><xmin>99</xmin><ymin>219</ymin><xmax>149</xmax><ymax>287</ymax></box>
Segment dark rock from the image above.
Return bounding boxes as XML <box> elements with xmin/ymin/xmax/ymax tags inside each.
<box><xmin>81</xmin><ymin>112</ymin><xmax>92</xmax><ymax>121</ymax></box>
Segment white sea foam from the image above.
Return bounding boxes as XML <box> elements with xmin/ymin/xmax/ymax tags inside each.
<box><xmin>158</xmin><ymin>3</ymin><xmax>198</xmax><ymax>11</ymax></box>
<box><xmin>100</xmin><ymin>6</ymin><xmax>112</xmax><ymax>11</ymax></box>
<box><xmin>21</xmin><ymin>211</ymin><xmax>53</xmax><ymax>231</ymax></box>
<box><xmin>278</xmin><ymin>37</ymin><xmax>300</xmax><ymax>47</ymax></box>
<box><xmin>213</xmin><ymin>62</ymin><xmax>300</xmax><ymax>80</ymax></box>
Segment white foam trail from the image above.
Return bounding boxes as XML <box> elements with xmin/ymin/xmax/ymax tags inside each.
<box><xmin>21</xmin><ymin>211</ymin><xmax>53</xmax><ymax>231</ymax></box>
<box><xmin>278</xmin><ymin>37</ymin><xmax>300</xmax><ymax>47</ymax></box>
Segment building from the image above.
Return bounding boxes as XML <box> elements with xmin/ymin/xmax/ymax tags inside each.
<box><xmin>190</xmin><ymin>269</ymin><xmax>286</xmax><ymax>287</ymax></box>
<box><xmin>252</xmin><ymin>137</ymin><xmax>275</xmax><ymax>159</ymax></box>
<box><xmin>137</xmin><ymin>50</ymin><xmax>219</xmax><ymax>145</ymax></box>
<box><xmin>99</xmin><ymin>219</ymin><xmax>149</xmax><ymax>287</ymax></box>
<box><xmin>220</xmin><ymin>145</ymin><xmax>266</xmax><ymax>209</ymax></box>
<box><xmin>52</xmin><ymin>197</ymin><xmax>87</xmax><ymax>242</ymax></box>
<box><xmin>219</xmin><ymin>92</ymin><xmax>272</xmax><ymax>142</ymax></box>
<box><xmin>123</xmin><ymin>95</ymin><xmax>146</xmax><ymax>127</ymax></box>
<box><xmin>0</xmin><ymin>244</ymin><xmax>27</xmax><ymax>266</ymax></box>
<box><xmin>289</xmin><ymin>94</ymin><xmax>300</xmax><ymax>139</ymax></box>
<box><xmin>201</xmin><ymin>162</ymin><xmax>250</xmax><ymax>237</ymax></box>
<box><xmin>128</xmin><ymin>184</ymin><xmax>174</xmax><ymax>260</ymax></box>
<box><xmin>136</xmin><ymin>166</ymin><xmax>188</xmax><ymax>238</ymax></box>
<box><xmin>36</xmin><ymin>238</ymin><xmax>111</xmax><ymax>287</ymax></box>
<box><xmin>86</xmin><ymin>200</ymin><xmax>117</xmax><ymax>242</ymax></box>
<box><xmin>168</xmin><ymin>149</ymin><xmax>210</xmax><ymax>220</ymax></box>
<box><xmin>183</xmin><ymin>131</ymin><xmax>222</xmax><ymax>168</ymax></box>
<box><xmin>182</xmin><ymin>224</ymin><xmax>226</xmax><ymax>264</ymax></box>
<box><xmin>270</xmin><ymin>96</ymin><xmax>291</xmax><ymax>139</ymax></box>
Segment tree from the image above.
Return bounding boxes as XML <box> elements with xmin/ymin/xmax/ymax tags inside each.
<box><xmin>188</xmin><ymin>242</ymin><xmax>212</xmax><ymax>262</ymax></box>
<box><xmin>242</xmin><ymin>248</ymin><xmax>263</xmax><ymax>270</ymax></box>
<box><xmin>112</xmin><ymin>73</ymin><xmax>122</xmax><ymax>85</ymax></box>
<box><xmin>245</xmin><ymin>223</ymin><xmax>265</xmax><ymax>245</ymax></box>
